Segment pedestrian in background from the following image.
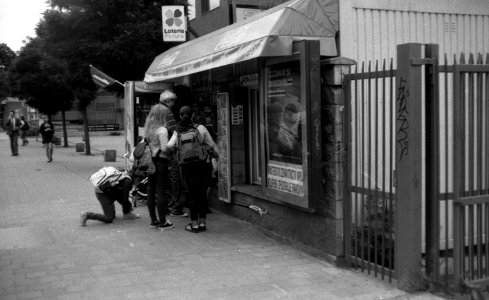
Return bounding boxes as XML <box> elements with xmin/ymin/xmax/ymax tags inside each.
<box><xmin>19</xmin><ymin>116</ymin><xmax>29</xmax><ymax>146</ymax></box>
<box><xmin>168</xmin><ymin>106</ymin><xmax>218</xmax><ymax>233</ymax></box>
<box><xmin>143</xmin><ymin>103</ymin><xmax>174</xmax><ymax>230</ymax></box>
<box><xmin>5</xmin><ymin>111</ymin><xmax>21</xmax><ymax>156</ymax></box>
<box><xmin>80</xmin><ymin>172</ymin><xmax>140</xmax><ymax>226</ymax></box>
<box><xmin>159</xmin><ymin>90</ymin><xmax>187</xmax><ymax>218</ymax></box>
<box><xmin>38</xmin><ymin>115</ymin><xmax>55</xmax><ymax>162</ymax></box>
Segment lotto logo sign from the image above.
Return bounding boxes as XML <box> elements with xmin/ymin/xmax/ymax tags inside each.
<box><xmin>162</xmin><ymin>6</ymin><xmax>187</xmax><ymax>42</ymax></box>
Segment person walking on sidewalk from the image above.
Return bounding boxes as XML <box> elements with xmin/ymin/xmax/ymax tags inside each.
<box><xmin>159</xmin><ymin>90</ymin><xmax>187</xmax><ymax>218</ymax></box>
<box><xmin>143</xmin><ymin>103</ymin><xmax>174</xmax><ymax>230</ymax></box>
<box><xmin>80</xmin><ymin>174</ymin><xmax>140</xmax><ymax>226</ymax></box>
<box><xmin>38</xmin><ymin>115</ymin><xmax>55</xmax><ymax>162</ymax></box>
<box><xmin>5</xmin><ymin>111</ymin><xmax>22</xmax><ymax>156</ymax></box>
<box><xmin>168</xmin><ymin>106</ymin><xmax>218</xmax><ymax>233</ymax></box>
<box><xmin>19</xmin><ymin>116</ymin><xmax>29</xmax><ymax>146</ymax></box>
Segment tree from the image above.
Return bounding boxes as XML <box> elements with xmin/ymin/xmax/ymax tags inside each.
<box><xmin>8</xmin><ymin>38</ymin><xmax>74</xmax><ymax>145</ymax></box>
<box><xmin>0</xmin><ymin>43</ymin><xmax>16</xmax><ymax>100</ymax></box>
<box><xmin>35</xmin><ymin>0</ymin><xmax>188</xmax><ymax>154</ymax></box>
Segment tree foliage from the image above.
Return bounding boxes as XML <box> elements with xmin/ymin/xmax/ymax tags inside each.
<box><xmin>38</xmin><ymin>0</ymin><xmax>187</xmax><ymax>105</ymax></box>
<box><xmin>0</xmin><ymin>43</ymin><xmax>16</xmax><ymax>99</ymax></box>
<box><xmin>8</xmin><ymin>39</ymin><xmax>73</xmax><ymax>115</ymax></box>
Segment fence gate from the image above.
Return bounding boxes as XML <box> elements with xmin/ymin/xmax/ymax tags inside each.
<box><xmin>343</xmin><ymin>59</ymin><xmax>397</xmax><ymax>282</ymax></box>
<box><xmin>344</xmin><ymin>44</ymin><xmax>489</xmax><ymax>292</ymax></box>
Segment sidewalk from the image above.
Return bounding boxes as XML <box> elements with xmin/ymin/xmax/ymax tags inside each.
<box><xmin>0</xmin><ymin>134</ymin><xmax>445</xmax><ymax>299</ymax></box>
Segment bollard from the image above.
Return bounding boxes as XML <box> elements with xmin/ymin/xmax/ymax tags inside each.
<box><xmin>104</xmin><ymin>150</ymin><xmax>116</xmax><ymax>162</ymax></box>
<box><xmin>75</xmin><ymin>143</ymin><xmax>85</xmax><ymax>152</ymax></box>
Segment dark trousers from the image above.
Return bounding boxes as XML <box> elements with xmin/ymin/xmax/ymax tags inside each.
<box><xmin>181</xmin><ymin>161</ymin><xmax>208</xmax><ymax>222</ymax></box>
<box><xmin>20</xmin><ymin>130</ymin><xmax>28</xmax><ymax>145</ymax></box>
<box><xmin>147</xmin><ymin>157</ymin><xmax>169</xmax><ymax>223</ymax></box>
<box><xmin>8</xmin><ymin>131</ymin><xmax>19</xmax><ymax>155</ymax></box>
<box><xmin>86</xmin><ymin>179</ymin><xmax>133</xmax><ymax>223</ymax></box>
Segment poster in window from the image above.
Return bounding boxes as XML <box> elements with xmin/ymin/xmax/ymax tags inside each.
<box><xmin>216</xmin><ymin>92</ymin><xmax>231</xmax><ymax>203</ymax></box>
<box><xmin>266</xmin><ymin>61</ymin><xmax>304</xmax><ymax>196</ymax></box>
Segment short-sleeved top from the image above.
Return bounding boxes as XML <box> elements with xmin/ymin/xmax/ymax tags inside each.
<box><xmin>148</xmin><ymin>126</ymin><xmax>172</xmax><ymax>159</ymax></box>
<box><xmin>39</xmin><ymin>122</ymin><xmax>54</xmax><ymax>144</ymax></box>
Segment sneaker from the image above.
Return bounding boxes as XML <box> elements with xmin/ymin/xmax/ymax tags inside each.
<box><xmin>199</xmin><ymin>223</ymin><xmax>207</xmax><ymax>232</ymax></box>
<box><xmin>185</xmin><ymin>223</ymin><xmax>200</xmax><ymax>233</ymax></box>
<box><xmin>170</xmin><ymin>212</ymin><xmax>189</xmax><ymax>218</ymax></box>
<box><xmin>158</xmin><ymin>221</ymin><xmax>174</xmax><ymax>231</ymax></box>
<box><xmin>80</xmin><ymin>212</ymin><xmax>88</xmax><ymax>226</ymax></box>
<box><xmin>123</xmin><ymin>212</ymin><xmax>140</xmax><ymax>220</ymax></box>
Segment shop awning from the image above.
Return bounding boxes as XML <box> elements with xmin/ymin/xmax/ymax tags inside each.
<box><xmin>144</xmin><ymin>0</ymin><xmax>338</xmax><ymax>83</ymax></box>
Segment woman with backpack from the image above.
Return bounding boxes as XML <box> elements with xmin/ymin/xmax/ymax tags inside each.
<box><xmin>168</xmin><ymin>106</ymin><xmax>218</xmax><ymax>233</ymax></box>
<box><xmin>142</xmin><ymin>104</ymin><xmax>174</xmax><ymax>230</ymax></box>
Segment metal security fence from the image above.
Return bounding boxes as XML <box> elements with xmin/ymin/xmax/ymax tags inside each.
<box><xmin>451</xmin><ymin>53</ymin><xmax>489</xmax><ymax>289</ymax></box>
<box><xmin>343</xmin><ymin>59</ymin><xmax>397</xmax><ymax>282</ymax></box>
<box><xmin>344</xmin><ymin>44</ymin><xmax>489</xmax><ymax>292</ymax></box>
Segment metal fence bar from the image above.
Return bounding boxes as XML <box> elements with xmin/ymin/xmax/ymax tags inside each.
<box><xmin>388</xmin><ymin>58</ymin><xmax>395</xmax><ymax>282</ymax></box>
<box><xmin>374</xmin><ymin>60</ymin><xmax>379</xmax><ymax>277</ymax></box>
<box><xmin>360</xmin><ymin>61</ymin><xmax>366</xmax><ymax>272</ymax></box>
<box><xmin>381</xmin><ymin>59</ymin><xmax>387</xmax><ymax>280</ymax></box>
<box><xmin>443</xmin><ymin>53</ymin><xmax>450</xmax><ymax>288</ymax></box>
<box><xmin>367</xmin><ymin>61</ymin><xmax>373</xmax><ymax>275</ymax></box>
<box><xmin>468</xmin><ymin>57</ymin><xmax>475</xmax><ymax>280</ymax></box>
<box><xmin>453</xmin><ymin>61</ymin><xmax>463</xmax><ymax>288</ymax></box>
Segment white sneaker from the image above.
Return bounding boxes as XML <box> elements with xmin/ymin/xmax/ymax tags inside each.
<box><xmin>123</xmin><ymin>212</ymin><xmax>140</xmax><ymax>220</ymax></box>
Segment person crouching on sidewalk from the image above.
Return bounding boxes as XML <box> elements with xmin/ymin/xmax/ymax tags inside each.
<box><xmin>80</xmin><ymin>172</ymin><xmax>140</xmax><ymax>226</ymax></box>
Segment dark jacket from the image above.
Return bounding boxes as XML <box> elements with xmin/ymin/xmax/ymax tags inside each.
<box><xmin>5</xmin><ymin>117</ymin><xmax>22</xmax><ymax>136</ymax></box>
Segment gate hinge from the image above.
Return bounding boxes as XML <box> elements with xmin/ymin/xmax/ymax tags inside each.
<box><xmin>411</xmin><ymin>58</ymin><xmax>438</xmax><ymax>66</ymax></box>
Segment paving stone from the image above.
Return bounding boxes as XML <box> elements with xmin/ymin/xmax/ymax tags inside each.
<box><xmin>0</xmin><ymin>135</ymin><xmax>443</xmax><ymax>300</ymax></box>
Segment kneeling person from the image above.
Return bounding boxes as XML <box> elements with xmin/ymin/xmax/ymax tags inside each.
<box><xmin>81</xmin><ymin>171</ymin><xmax>140</xmax><ymax>226</ymax></box>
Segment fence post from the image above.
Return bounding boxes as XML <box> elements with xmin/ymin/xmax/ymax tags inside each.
<box><xmin>395</xmin><ymin>43</ymin><xmax>425</xmax><ymax>291</ymax></box>
<box><xmin>424</xmin><ymin>44</ymin><xmax>440</xmax><ymax>281</ymax></box>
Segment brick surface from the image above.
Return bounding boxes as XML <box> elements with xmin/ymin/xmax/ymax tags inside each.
<box><xmin>0</xmin><ymin>133</ymin><xmax>444</xmax><ymax>299</ymax></box>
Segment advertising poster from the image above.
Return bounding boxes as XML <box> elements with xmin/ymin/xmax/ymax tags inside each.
<box><xmin>266</xmin><ymin>61</ymin><xmax>305</xmax><ymax>196</ymax></box>
<box><xmin>216</xmin><ymin>92</ymin><xmax>231</xmax><ymax>203</ymax></box>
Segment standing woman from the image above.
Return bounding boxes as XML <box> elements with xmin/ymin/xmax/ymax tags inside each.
<box><xmin>38</xmin><ymin>115</ymin><xmax>54</xmax><ymax>162</ymax></box>
<box><xmin>143</xmin><ymin>104</ymin><xmax>174</xmax><ymax>230</ymax></box>
<box><xmin>168</xmin><ymin>106</ymin><xmax>219</xmax><ymax>233</ymax></box>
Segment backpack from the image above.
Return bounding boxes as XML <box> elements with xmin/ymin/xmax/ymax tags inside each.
<box><xmin>21</xmin><ymin>121</ymin><xmax>29</xmax><ymax>131</ymax></box>
<box><xmin>130</xmin><ymin>138</ymin><xmax>156</xmax><ymax>178</ymax></box>
<box><xmin>89</xmin><ymin>166</ymin><xmax>123</xmax><ymax>191</ymax></box>
<box><xmin>177</xmin><ymin>125</ymin><xmax>208</xmax><ymax>165</ymax></box>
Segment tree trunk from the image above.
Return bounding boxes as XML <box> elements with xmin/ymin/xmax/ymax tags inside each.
<box><xmin>82</xmin><ymin>107</ymin><xmax>91</xmax><ymax>155</ymax></box>
<box><xmin>61</xmin><ymin>110</ymin><xmax>68</xmax><ymax>147</ymax></box>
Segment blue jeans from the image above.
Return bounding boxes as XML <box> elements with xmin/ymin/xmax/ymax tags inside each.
<box><xmin>86</xmin><ymin>178</ymin><xmax>133</xmax><ymax>223</ymax></box>
<box><xmin>147</xmin><ymin>157</ymin><xmax>169</xmax><ymax>223</ymax></box>
<box><xmin>167</xmin><ymin>157</ymin><xmax>183</xmax><ymax>214</ymax></box>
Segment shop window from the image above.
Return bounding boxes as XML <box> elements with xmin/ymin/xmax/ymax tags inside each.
<box><xmin>264</xmin><ymin>60</ymin><xmax>306</xmax><ymax>199</ymax></box>
<box><xmin>202</xmin><ymin>0</ymin><xmax>220</xmax><ymax>14</ymax></box>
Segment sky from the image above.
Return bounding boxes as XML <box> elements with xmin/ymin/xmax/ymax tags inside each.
<box><xmin>0</xmin><ymin>0</ymin><xmax>49</xmax><ymax>52</ymax></box>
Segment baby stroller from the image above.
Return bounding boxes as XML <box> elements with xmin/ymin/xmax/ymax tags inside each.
<box><xmin>130</xmin><ymin>176</ymin><xmax>148</xmax><ymax>207</ymax></box>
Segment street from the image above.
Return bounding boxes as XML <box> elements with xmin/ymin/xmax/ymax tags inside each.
<box><xmin>0</xmin><ymin>133</ymin><xmax>443</xmax><ymax>299</ymax></box>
